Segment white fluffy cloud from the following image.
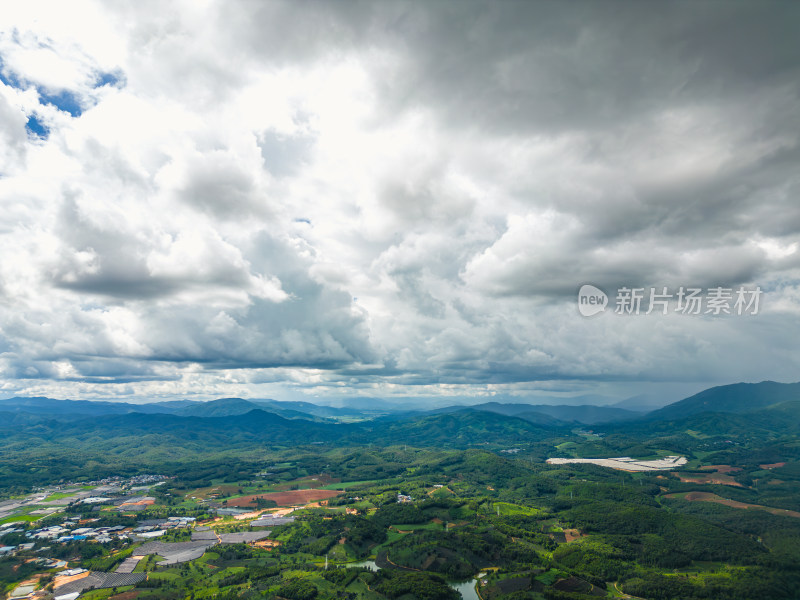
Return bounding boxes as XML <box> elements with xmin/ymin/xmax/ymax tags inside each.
<box><xmin>1</xmin><ymin>0</ymin><xmax>799</xmax><ymax>405</ymax></box>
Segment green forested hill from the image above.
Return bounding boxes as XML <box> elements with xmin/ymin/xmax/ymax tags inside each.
<box><xmin>359</xmin><ymin>410</ymin><xmax>568</xmax><ymax>446</ymax></box>
<box><xmin>0</xmin><ymin>407</ymin><xmax>562</xmax><ymax>450</ymax></box>
<box><xmin>644</xmin><ymin>381</ymin><xmax>800</xmax><ymax>421</ymax></box>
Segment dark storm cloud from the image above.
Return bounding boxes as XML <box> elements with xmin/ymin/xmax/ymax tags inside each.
<box><xmin>364</xmin><ymin>2</ymin><xmax>800</xmax><ymax>133</ymax></box>
<box><xmin>223</xmin><ymin>0</ymin><xmax>377</xmax><ymax>65</ymax></box>
<box><xmin>362</xmin><ymin>1</ymin><xmax>800</xmax><ymax>253</ymax></box>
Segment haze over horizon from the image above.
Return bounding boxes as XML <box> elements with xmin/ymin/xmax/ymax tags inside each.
<box><xmin>1</xmin><ymin>1</ymin><xmax>799</xmax><ymax>406</ymax></box>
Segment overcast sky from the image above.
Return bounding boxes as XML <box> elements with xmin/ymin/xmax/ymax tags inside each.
<box><xmin>0</xmin><ymin>1</ymin><xmax>798</xmax><ymax>406</ymax></box>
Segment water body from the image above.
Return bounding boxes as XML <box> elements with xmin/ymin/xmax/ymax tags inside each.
<box><xmin>348</xmin><ymin>559</ymin><xmax>378</xmax><ymax>570</ymax></box>
<box><xmin>449</xmin><ymin>577</ymin><xmax>482</xmax><ymax>600</ymax></box>
<box><xmin>345</xmin><ymin>560</ymin><xmax>483</xmax><ymax>599</ymax></box>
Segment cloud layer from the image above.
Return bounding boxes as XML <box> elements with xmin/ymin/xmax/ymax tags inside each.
<box><xmin>1</xmin><ymin>1</ymin><xmax>799</xmax><ymax>404</ymax></box>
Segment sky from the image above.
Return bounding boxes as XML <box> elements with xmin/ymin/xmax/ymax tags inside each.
<box><xmin>0</xmin><ymin>1</ymin><xmax>799</xmax><ymax>407</ymax></box>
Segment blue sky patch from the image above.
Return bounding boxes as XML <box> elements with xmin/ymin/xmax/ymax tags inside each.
<box><xmin>38</xmin><ymin>88</ymin><xmax>83</xmax><ymax>117</ymax></box>
<box><xmin>25</xmin><ymin>114</ymin><xmax>49</xmax><ymax>139</ymax></box>
<box><xmin>95</xmin><ymin>70</ymin><xmax>125</xmax><ymax>88</ymax></box>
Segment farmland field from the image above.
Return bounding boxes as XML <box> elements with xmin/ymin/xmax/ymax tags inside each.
<box><xmin>225</xmin><ymin>489</ymin><xmax>341</xmax><ymax>507</ymax></box>
<box><xmin>667</xmin><ymin>491</ymin><xmax>800</xmax><ymax>518</ymax></box>
<box><xmin>674</xmin><ymin>471</ymin><xmax>744</xmax><ymax>487</ymax></box>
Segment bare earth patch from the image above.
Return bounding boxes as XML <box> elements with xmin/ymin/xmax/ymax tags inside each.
<box><xmin>675</xmin><ymin>472</ymin><xmax>743</xmax><ymax>487</ymax></box>
<box><xmin>760</xmin><ymin>462</ymin><xmax>786</xmax><ymax>470</ymax></box>
<box><xmin>226</xmin><ymin>489</ymin><xmax>340</xmax><ymax>507</ymax></box>
<box><xmin>53</xmin><ymin>571</ymin><xmax>91</xmax><ymax>588</ymax></box>
<box><xmin>666</xmin><ymin>492</ymin><xmax>800</xmax><ymax>518</ymax></box>
<box><xmin>187</xmin><ymin>485</ymin><xmax>242</xmax><ymax>500</ymax></box>
<box><xmin>700</xmin><ymin>464</ymin><xmax>742</xmax><ymax>473</ymax></box>
<box><xmin>563</xmin><ymin>528</ymin><xmax>585</xmax><ymax>543</ymax></box>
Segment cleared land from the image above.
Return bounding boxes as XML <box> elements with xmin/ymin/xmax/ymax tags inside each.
<box><xmin>563</xmin><ymin>528</ymin><xmax>585</xmax><ymax>543</ymax></box>
<box><xmin>666</xmin><ymin>492</ymin><xmax>800</xmax><ymax>518</ymax></box>
<box><xmin>675</xmin><ymin>472</ymin><xmax>743</xmax><ymax>487</ymax></box>
<box><xmin>226</xmin><ymin>489</ymin><xmax>340</xmax><ymax>507</ymax></box>
<box><xmin>699</xmin><ymin>464</ymin><xmax>742</xmax><ymax>473</ymax></box>
<box><xmin>186</xmin><ymin>485</ymin><xmax>242</xmax><ymax>500</ymax></box>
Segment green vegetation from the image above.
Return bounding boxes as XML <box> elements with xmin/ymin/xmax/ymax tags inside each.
<box><xmin>3</xmin><ymin>385</ymin><xmax>800</xmax><ymax>598</ymax></box>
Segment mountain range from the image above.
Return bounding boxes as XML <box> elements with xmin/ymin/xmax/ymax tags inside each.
<box><xmin>1</xmin><ymin>381</ymin><xmax>799</xmax><ymax>450</ymax></box>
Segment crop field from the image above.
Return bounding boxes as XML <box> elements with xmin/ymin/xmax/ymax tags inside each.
<box><xmin>390</xmin><ymin>522</ymin><xmax>442</xmax><ymax>532</ymax></box>
<box><xmin>494</xmin><ymin>502</ymin><xmax>544</xmax><ymax>516</ymax></box>
<box><xmin>272</xmin><ymin>474</ymin><xmax>340</xmax><ymax>490</ymax></box>
<box><xmin>318</xmin><ymin>479</ymin><xmax>381</xmax><ymax>490</ymax></box>
<box><xmin>186</xmin><ymin>484</ymin><xmax>243</xmax><ymax>500</ymax></box>
<box><xmin>0</xmin><ymin>514</ymin><xmax>40</xmax><ymax>524</ymax></box>
<box><xmin>42</xmin><ymin>491</ymin><xmax>79</xmax><ymax>501</ymax></box>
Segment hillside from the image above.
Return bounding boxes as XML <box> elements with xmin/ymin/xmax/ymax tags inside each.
<box><xmin>175</xmin><ymin>397</ymin><xmax>326</xmax><ymax>421</ymax></box>
<box><xmin>432</xmin><ymin>401</ymin><xmax>637</xmax><ymax>425</ymax></box>
<box><xmin>645</xmin><ymin>381</ymin><xmax>800</xmax><ymax>421</ymax></box>
<box><xmin>359</xmin><ymin>410</ymin><xmax>568</xmax><ymax>447</ymax></box>
<box><xmin>603</xmin><ymin>399</ymin><xmax>800</xmax><ymax>440</ymax></box>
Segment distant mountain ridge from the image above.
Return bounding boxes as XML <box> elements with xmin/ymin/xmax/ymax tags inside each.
<box><xmin>0</xmin><ymin>405</ymin><xmax>567</xmax><ymax>451</ymax></box>
<box><xmin>643</xmin><ymin>381</ymin><xmax>800</xmax><ymax>421</ymax></box>
<box><xmin>174</xmin><ymin>397</ymin><xmax>330</xmax><ymax>421</ymax></box>
<box><xmin>0</xmin><ymin>396</ymin><xmax>181</xmax><ymax>416</ymax></box>
<box><xmin>3</xmin><ymin>381</ymin><xmax>799</xmax><ymax>445</ymax></box>
<box><xmin>597</xmin><ymin>381</ymin><xmax>800</xmax><ymax>439</ymax></box>
<box><xmin>432</xmin><ymin>401</ymin><xmax>639</xmax><ymax>425</ymax></box>
<box><xmin>0</xmin><ymin>396</ymin><xmax>384</xmax><ymax>422</ymax></box>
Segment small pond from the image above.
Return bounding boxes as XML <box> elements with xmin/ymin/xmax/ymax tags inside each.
<box><xmin>345</xmin><ymin>560</ymin><xmax>484</xmax><ymax>599</ymax></box>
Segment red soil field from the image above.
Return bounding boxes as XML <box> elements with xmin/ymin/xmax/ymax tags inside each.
<box><xmin>563</xmin><ymin>528</ymin><xmax>585</xmax><ymax>543</ymax></box>
<box><xmin>675</xmin><ymin>473</ymin><xmax>743</xmax><ymax>487</ymax></box>
<box><xmin>760</xmin><ymin>462</ymin><xmax>786</xmax><ymax>469</ymax></box>
<box><xmin>669</xmin><ymin>492</ymin><xmax>800</xmax><ymax>518</ymax></box>
<box><xmin>700</xmin><ymin>464</ymin><xmax>742</xmax><ymax>473</ymax></box>
<box><xmin>226</xmin><ymin>489</ymin><xmax>341</xmax><ymax>507</ymax></box>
